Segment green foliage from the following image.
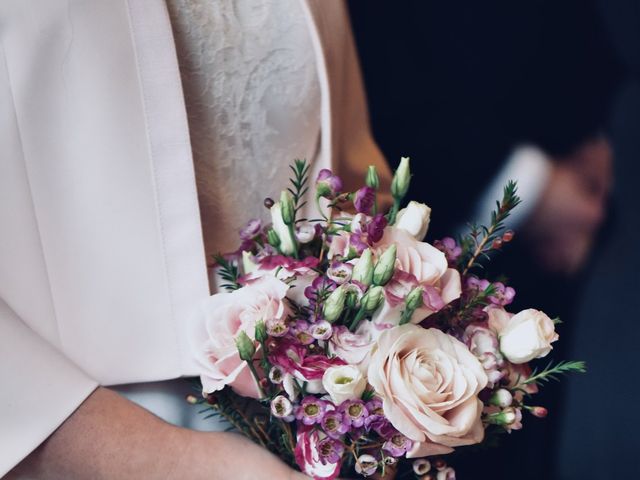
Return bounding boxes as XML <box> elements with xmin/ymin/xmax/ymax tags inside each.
<box><xmin>213</xmin><ymin>254</ymin><xmax>241</xmax><ymax>291</ymax></box>
<box><xmin>287</xmin><ymin>159</ymin><xmax>310</xmax><ymax>223</ymax></box>
<box><xmin>459</xmin><ymin>181</ymin><xmax>521</xmax><ymax>274</ymax></box>
<box><xmin>522</xmin><ymin>360</ymin><xmax>587</xmax><ymax>387</ymax></box>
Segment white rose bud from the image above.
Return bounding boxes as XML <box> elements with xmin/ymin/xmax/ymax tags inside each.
<box><xmin>499</xmin><ymin>309</ymin><xmax>558</xmax><ymax>364</ymax></box>
<box><xmin>270</xmin><ymin>202</ymin><xmax>296</xmax><ymax>255</ymax></box>
<box><xmin>322</xmin><ymin>365</ymin><xmax>367</xmax><ymax>405</ymax></box>
<box><xmin>395</xmin><ymin>201</ymin><xmax>431</xmax><ymax>240</ymax></box>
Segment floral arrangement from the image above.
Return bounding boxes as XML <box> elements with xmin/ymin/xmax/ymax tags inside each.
<box><xmin>188</xmin><ymin>158</ymin><xmax>584</xmax><ymax>479</ymax></box>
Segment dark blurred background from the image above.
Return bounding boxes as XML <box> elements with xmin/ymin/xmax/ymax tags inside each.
<box><xmin>348</xmin><ymin>1</ymin><xmax>640</xmax><ymax>478</ymax></box>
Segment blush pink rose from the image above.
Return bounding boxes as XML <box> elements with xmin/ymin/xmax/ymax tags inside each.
<box><xmin>191</xmin><ymin>276</ymin><xmax>289</xmax><ymax>398</ymax></box>
<box><xmin>367</xmin><ymin>325</ymin><xmax>488</xmax><ymax>456</ymax></box>
<box><xmin>374</xmin><ymin>227</ymin><xmax>461</xmax><ymax>325</ymax></box>
<box><xmin>328</xmin><ymin>323</ymin><xmax>379</xmax><ymax>371</ymax></box>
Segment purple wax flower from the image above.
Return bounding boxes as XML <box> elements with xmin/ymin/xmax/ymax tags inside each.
<box><xmin>310</xmin><ymin>320</ymin><xmax>333</xmax><ymax>341</ymax></box>
<box><xmin>316</xmin><ymin>437</ymin><xmax>345</xmax><ymax>465</ymax></box>
<box><xmin>291</xmin><ymin>320</ymin><xmax>315</xmax><ymax>346</ymax></box>
<box><xmin>367</xmin><ymin>214</ymin><xmax>387</xmax><ymax>244</ymax></box>
<box><xmin>239</xmin><ymin>218</ymin><xmax>262</xmax><ymax>240</ymax></box>
<box><xmin>354</xmin><ymin>187</ymin><xmax>376</xmax><ymax>215</ymax></box>
<box><xmin>316</xmin><ymin>169</ymin><xmax>343</xmax><ymax>199</ymax></box>
<box><xmin>487</xmin><ymin>281</ymin><xmax>516</xmax><ymax>306</ymax></box>
<box><xmin>339</xmin><ymin>400</ymin><xmax>369</xmax><ymax>428</ymax></box>
<box><xmin>327</xmin><ymin>261</ymin><xmax>353</xmax><ymax>285</ymax></box>
<box><xmin>295</xmin><ymin>396</ymin><xmax>328</xmax><ymax>426</ymax></box>
<box><xmin>321</xmin><ymin>411</ymin><xmax>349</xmax><ymax>439</ymax></box>
<box><xmin>434</xmin><ymin>237</ymin><xmax>462</xmax><ymax>265</ymax></box>
<box><xmin>382</xmin><ymin>433</ymin><xmax>414</xmax><ymax>457</ymax></box>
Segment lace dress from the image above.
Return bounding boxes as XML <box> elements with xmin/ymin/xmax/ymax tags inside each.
<box><xmin>114</xmin><ymin>0</ymin><xmax>323</xmax><ymax>430</ymax></box>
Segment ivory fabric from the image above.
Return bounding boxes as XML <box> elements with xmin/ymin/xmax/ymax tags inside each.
<box><xmin>0</xmin><ymin>0</ymin><xmax>390</xmax><ymax>475</ymax></box>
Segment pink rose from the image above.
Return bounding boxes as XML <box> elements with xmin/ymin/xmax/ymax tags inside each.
<box><xmin>192</xmin><ymin>276</ymin><xmax>289</xmax><ymax>398</ymax></box>
<box><xmin>294</xmin><ymin>426</ymin><xmax>341</xmax><ymax>480</ymax></box>
<box><xmin>367</xmin><ymin>325</ymin><xmax>488</xmax><ymax>456</ymax></box>
<box><xmin>328</xmin><ymin>324</ymin><xmax>378</xmax><ymax>370</ymax></box>
<box><xmin>373</xmin><ymin>228</ymin><xmax>461</xmax><ymax>325</ymax></box>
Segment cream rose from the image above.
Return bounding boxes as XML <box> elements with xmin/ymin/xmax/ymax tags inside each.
<box><xmin>497</xmin><ymin>309</ymin><xmax>558</xmax><ymax>364</ymax></box>
<box><xmin>368</xmin><ymin>325</ymin><xmax>488</xmax><ymax>455</ymax></box>
<box><xmin>191</xmin><ymin>276</ymin><xmax>289</xmax><ymax>398</ymax></box>
<box><xmin>395</xmin><ymin>201</ymin><xmax>431</xmax><ymax>240</ymax></box>
<box><xmin>322</xmin><ymin>365</ymin><xmax>367</xmax><ymax>405</ymax></box>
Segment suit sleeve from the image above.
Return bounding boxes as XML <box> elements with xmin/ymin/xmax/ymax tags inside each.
<box><xmin>0</xmin><ymin>298</ymin><xmax>98</xmax><ymax>477</ymax></box>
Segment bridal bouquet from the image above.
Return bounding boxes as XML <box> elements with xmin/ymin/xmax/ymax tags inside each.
<box><xmin>188</xmin><ymin>159</ymin><xmax>584</xmax><ymax>479</ymax></box>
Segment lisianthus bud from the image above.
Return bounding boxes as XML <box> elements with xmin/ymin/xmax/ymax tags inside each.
<box><xmin>373</xmin><ymin>245</ymin><xmax>397</xmax><ymax>286</ymax></box>
<box><xmin>323</xmin><ymin>285</ymin><xmax>347</xmax><ymax>323</ymax></box>
<box><xmin>354</xmin><ymin>187</ymin><xmax>376</xmax><ymax>215</ymax></box>
<box><xmin>395</xmin><ymin>201</ymin><xmax>431</xmax><ymax>240</ymax></box>
<box><xmin>255</xmin><ymin>320</ymin><xmax>267</xmax><ymax>343</ymax></box>
<box><xmin>391</xmin><ymin>157</ymin><xmax>411</xmax><ymax>200</ymax></box>
<box><xmin>270</xmin><ymin>202</ymin><xmax>296</xmax><ymax>255</ymax></box>
<box><xmin>366</xmin><ymin>165</ymin><xmax>380</xmax><ymax>190</ymax></box>
<box><xmin>406</xmin><ymin>286</ymin><xmax>424</xmax><ymax>311</ymax></box>
<box><xmin>489</xmin><ymin>388</ymin><xmax>513</xmax><ymax>408</ymax></box>
<box><xmin>355</xmin><ymin>454</ymin><xmax>379</xmax><ymax>477</ymax></box>
<box><xmin>267</xmin><ymin>228</ymin><xmax>280</xmax><ymax>247</ymax></box>
<box><xmin>352</xmin><ymin>248</ymin><xmax>374</xmax><ymax>286</ymax></box>
<box><xmin>235</xmin><ymin>331</ymin><xmax>256</xmax><ymax>361</ymax></box>
<box><xmin>362</xmin><ymin>285</ymin><xmax>384</xmax><ymax>314</ymax></box>
<box><xmin>242</xmin><ymin>251</ymin><xmax>258</xmax><ymax>275</ymax></box>
<box><xmin>280</xmin><ymin>190</ymin><xmax>295</xmax><ymax>226</ymax></box>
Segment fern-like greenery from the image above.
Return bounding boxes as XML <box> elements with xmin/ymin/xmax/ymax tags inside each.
<box><xmin>287</xmin><ymin>159</ymin><xmax>310</xmax><ymax>223</ymax></box>
<box><xmin>212</xmin><ymin>254</ymin><xmax>241</xmax><ymax>291</ymax></box>
<box><xmin>460</xmin><ymin>181</ymin><xmax>521</xmax><ymax>275</ymax></box>
<box><xmin>521</xmin><ymin>360</ymin><xmax>587</xmax><ymax>387</ymax></box>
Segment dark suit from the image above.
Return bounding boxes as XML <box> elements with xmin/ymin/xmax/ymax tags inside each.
<box><xmin>347</xmin><ymin>1</ymin><xmax>622</xmax><ymax>478</ymax></box>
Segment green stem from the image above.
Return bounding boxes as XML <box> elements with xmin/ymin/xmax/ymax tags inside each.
<box><xmin>246</xmin><ymin>360</ymin><xmax>265</xmax><ymax>398</ymax></box>
<box><xmin>349</xmin><ymin>306</ymin><xmax>367</xmax><ymax>332</ymax></box>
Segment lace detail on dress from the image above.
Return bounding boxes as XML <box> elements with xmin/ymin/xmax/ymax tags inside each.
<box><xmin>167</xmin><ymin>0</ymin><xmax>321</xmax><ymax>259</ymax></box>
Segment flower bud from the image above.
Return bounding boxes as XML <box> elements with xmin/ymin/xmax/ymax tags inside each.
<box><xmin>323</xmin><ymin>285</ymin><xmax>347</xmax><ymax>323</ymax></box>
<box><xmin>346</xmin><ymin>290</ymin><xmax>359</xmax><ymax>309</ymax></box>
<box><xmin>270</xmin><ymin>202</ymin><xmax>296</xmax><ymax>255</ymax></box>
<box><xmin>185</xmin><ymin>394</ymin><xmax>199</xmax><ymax>405</ymax></box>
<box><xmin>362</xmin><ymin>285</ymin><xmax>385</xmax><ymax>314</ymax></box>
<box><xmin>242</xmin><ymin>250</ymin><xmax>258</xmax><ymax>275</ymax></box>
<box><xmin>316</xmin><ymin>169</ymin><xmax>343</xmax><ymax>199</ymax></box>
<box><xmin>489</xmin><ymin>388</ymin><xmax>513</xmax><ymax>408</ymax></box>
<box><xmin>280</xmin><ymin>190</ymin><xmax>295</xmax><ymax>226</ymax></box>
<box><xmin>405</xmin><ymin>286</ymin><xmax>424</xmax><ymax>311</ymax></box>
<box><xmin>373</xmin><ymin>245</ymin><xmax>397</xmax><ymax>286</ymax></box>
<box><xmin>391</xmin><ymin>157</ymin><xmax>411</xmax><ymax>200</ymax></box>
<box><xmin>235</xmin><ymin>331</ymin><xmax>256</xmax><ymax>361</ymax></box>
<box><xmin>366</xmin><ymin>165</ymin><xmax>380</xmax><ymax>190</ymax></box>
<box><xmin>352</xmin><ymin>248</ymin><xmax>374</xmax><ymax>286</ymax></box>
<box><xmin>255</xmin><ymin>320</ymin><xmax>267</xmax><ymax>343</ymax></box>
<box><xmin>267</xmin><ymin>228</ymin><xmax>281</xmax><ymax>247</ymax></box>
<box><xmin>530</xmin><ymin>406</ymin><xmax>548</xmax><ymax>418</ymax></box>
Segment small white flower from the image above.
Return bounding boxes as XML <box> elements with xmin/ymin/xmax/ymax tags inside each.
<box><xmin>355</xmin><ymin>454</ymin><xmax>379</xmax><ymax>477</ymax></box>
<box><xmin>270</xmin><ymin>395</ymin><xmax>293</xmax><ymax>420</ymax></box>
<box><xmin>296</xmin><ymin>223</ymin><xmax>316</xmax><ymax>244</ymax></box>
<box><xmin>322</xmin><ymin>365</ymin><xmax>367</xmax><ymax>405</ymax></box>
<box><xmin>412</xmin><ymin>459</ymin><xmax>431</xmax><ymax>475</ymax></box>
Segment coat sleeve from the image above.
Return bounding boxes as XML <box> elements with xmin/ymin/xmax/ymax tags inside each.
<box><xmin>0</xmin><ymin>298</ymin><xmax>98</xmax><ymax>477</ymax></box>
